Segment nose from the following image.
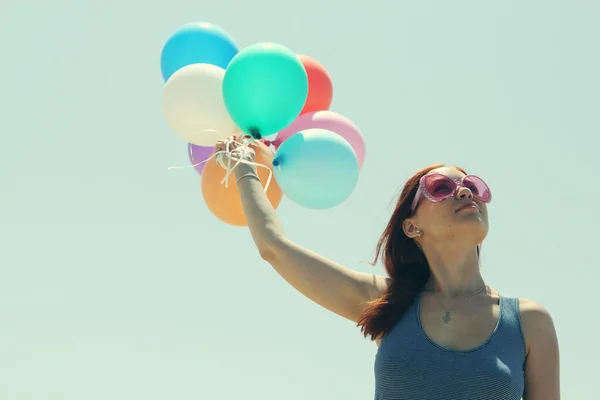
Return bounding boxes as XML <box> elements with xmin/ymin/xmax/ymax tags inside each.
<box><xmin>456</xmin><ymin>185</ymin><xmax>474</xmax><ymax>200</ymax></box>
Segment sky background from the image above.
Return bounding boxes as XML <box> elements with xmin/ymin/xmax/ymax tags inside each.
<box><xmin>1</xmin><ymin>0</ymin><xmax>598</xmax><ymax>399</ymax></box>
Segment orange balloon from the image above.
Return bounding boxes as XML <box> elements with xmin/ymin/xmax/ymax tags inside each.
<box><xmin>298</xmin><ymin>54</ymin><xmax>333</xmax><ymax>115</ymax></box>
<box><xmin>201</xmin><ymin>141</ymin><xmax>283</xmax><ymax>226</ymax></box>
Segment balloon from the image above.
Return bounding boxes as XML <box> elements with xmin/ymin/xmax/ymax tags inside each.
<box><xmin>298</xmin><ymin>55</ymin><xmax>333</xmax><ymax>115</ymax></box>
<box><xmin>201</xmin><ymin>141</ymin><xmax>283</xmax><ymax>226</ymax></box>
<box><xmin>188</xmin><ymin>144</ymin><xmax>214</xmax><ymax>175</ymax></box>
<box><xmin>162</xmin><ymin>63</ymin><xmax>237</xmax><ymax>147</ymax></box>
<box><xmin>273</xmin><ymin>129</ymin><xmax>359</xmax><ymax>209</ymax></box>
<box><xmin>274</xmin><ymin>111</ymin><xmax>366</xmax><ymax>169</ymax></box>
<box><xmin>222</xmin><ymin>43</ymin><xmax>308</xmax><ymax>139</ymax></box>
<box><xmin>160</xmin><ymin>22</ymin><xmax>238</xmax><ymax>82</ymax></box>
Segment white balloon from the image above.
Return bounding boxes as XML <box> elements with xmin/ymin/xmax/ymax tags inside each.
<box><xmin>162</xmin><ymin>64</ymin><xmax>237</xmax><ymax>146</ymax></box>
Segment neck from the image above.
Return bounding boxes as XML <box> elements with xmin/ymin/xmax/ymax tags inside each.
<box><xmin>420</xmin><ymin>243</ymin><xmax>485</xmax><ymax>297</ymax></box>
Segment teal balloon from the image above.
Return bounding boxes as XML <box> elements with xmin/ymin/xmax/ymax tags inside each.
<box><xmin>161</xmin><ymin>22</ymin><xmax>238</xmax><ymax>82</ymax></box>
<box><xmin>273</xmin><ymin>129</ymin><xmax>359</xmax><ymax>209</ymax></box>
<box><xmin>222</xmin><ymin>43</ymin><xmax>308</xmax><ymax>139</ymax></box>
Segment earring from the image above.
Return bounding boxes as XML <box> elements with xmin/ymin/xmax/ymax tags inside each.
<box><xmin>415</xmin><ymin>228</ymin><xmax>423</xmax><ymax>237</ymax></box>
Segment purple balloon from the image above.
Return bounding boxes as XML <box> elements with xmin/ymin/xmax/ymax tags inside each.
<box><xmin>188</xmin><ymin>143</ymin><xmax>215</xmax><ymax>175</ymax></box>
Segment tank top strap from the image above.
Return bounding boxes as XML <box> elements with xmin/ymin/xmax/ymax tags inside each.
<box><xmin>496</xmin><ymin>295</ymin><xmax>527</xmax><ymax>357</ymax></box>
<box><xmin>499</xmin><ymin>295</ymin><xmax>520</xmax><ymax>327</ymax></box>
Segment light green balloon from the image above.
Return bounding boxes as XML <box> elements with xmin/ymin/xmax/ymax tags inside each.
<box><xmin>222</xmin><ymin>43</ymin><xmax>308</xmax><ymax>139</ymax></box>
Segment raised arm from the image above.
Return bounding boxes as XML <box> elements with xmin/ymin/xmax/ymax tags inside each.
<box><xmin>231</xmin><ymin>151</ymin><xmax>387</xmax><ymax>322</ymax></box>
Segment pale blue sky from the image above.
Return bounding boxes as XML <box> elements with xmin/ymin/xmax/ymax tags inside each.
<box><xmin>1</xmin><ymin>0</ymin><xmax>598</xmax><ymax>399</ymax></box>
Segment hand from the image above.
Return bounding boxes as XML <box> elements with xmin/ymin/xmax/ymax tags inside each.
<box><xmin>214</xmin><ymin>136</ymin><xmax>256</xmax><ymax>167</ymax></box>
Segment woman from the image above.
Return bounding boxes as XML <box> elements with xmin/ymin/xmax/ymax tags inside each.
<box><xmin>215</xmin><ymin>138</ymin><xmax>560</xmax><ymax>400</ymax></box>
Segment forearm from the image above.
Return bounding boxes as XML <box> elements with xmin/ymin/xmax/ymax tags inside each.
<box><xmin>234</xmin><ymin>164</ymin><xmax>286</xmax><ymax>256</ymax></box>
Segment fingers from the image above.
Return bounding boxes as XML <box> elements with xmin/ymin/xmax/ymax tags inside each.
<box><xmin>215</xmin><ymin>136</ymin><xmax>238</xmax><ymax>151</ymax></box>
<box><xmin>214</xmin><ymin>142</ymin><xmax>225</xmax><ymax>153</ymax></box>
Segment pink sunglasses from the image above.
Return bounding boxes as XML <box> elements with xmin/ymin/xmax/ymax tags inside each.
<box><xmin>411</xmin><ymin>174</ymin><xmax>492</xmax><ymax>211</ymax></box>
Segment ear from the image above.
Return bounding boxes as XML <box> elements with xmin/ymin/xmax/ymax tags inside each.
<box><xmin>402</xmin><ymin>218</ymin><xmax>420</xmax><ymax>238</ymax></box>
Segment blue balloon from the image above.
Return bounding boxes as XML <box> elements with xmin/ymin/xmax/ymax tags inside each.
<box><xmin>160</xmin><ymin>22</ymin><xmax>238</xmax><ymax>82</ymax></box>
<box><xmin>222</xmin><ymin>43</ymin><xmax>308</xmax><ymax>139</ymax></box>
<box><xmin>273</xmin><ymin>129</ymin><xmax>359</xmax><ymax>209</ymax></box>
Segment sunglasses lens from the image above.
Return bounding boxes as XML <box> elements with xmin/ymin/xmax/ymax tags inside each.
<box><xmin>423</xmin><ymin>175</ymin><xmax>456</xmax><ymax>200</ymax></box>
<box><xmin>464</xmin><ymin>175</ymin><xmax>491</xmax><ymax>202</ymax></box>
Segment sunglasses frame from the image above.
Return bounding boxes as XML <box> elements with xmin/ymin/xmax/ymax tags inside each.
<box><xmin>411</xmin><ymin>174</ymin><xmax>492</xmax><ymax>212</ymax></box>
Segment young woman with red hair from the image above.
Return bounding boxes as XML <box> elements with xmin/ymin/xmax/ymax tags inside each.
<box><xmin>215</xmin><ymin>139</ymin><xmax>560</xmax><ymax>400</ymax></box>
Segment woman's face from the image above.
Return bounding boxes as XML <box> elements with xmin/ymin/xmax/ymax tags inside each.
<box><xmin>406</xmin><ymin>166</ymin><xmax>489</xmax><ymax>244</ymax></box>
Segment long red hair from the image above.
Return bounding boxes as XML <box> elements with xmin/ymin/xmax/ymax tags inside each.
<box><xmin>357</xmin><ymin>164</ymin><xmax>468</xmax><ymax>340</ymax></box>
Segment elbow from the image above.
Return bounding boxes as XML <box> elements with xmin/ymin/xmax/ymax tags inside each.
<box><xmin>256</xmin><ymin>236</ymin><xmax>285</xmax><ymax>263</ymax></box>
<box><xmin>258</xmin><ymin>246</ymin><xmax>277</xmax><ymax>263</ymax></box>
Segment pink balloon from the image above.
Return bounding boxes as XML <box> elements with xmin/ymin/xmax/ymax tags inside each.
<box><xmin>274</xmin><ymin>111</ymin><xmax>365</xmax><ymax>169</ymax></box>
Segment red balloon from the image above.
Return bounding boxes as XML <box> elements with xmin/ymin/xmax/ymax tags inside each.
<box><xmin>298</xmin><ymin>55</ymin><xmax>333</xmax><ymax>115</ymax></box>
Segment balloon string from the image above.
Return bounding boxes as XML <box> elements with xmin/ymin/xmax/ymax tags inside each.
<box><xmin>168</xmin><ymin>134</ymin><xmax>272</xmax><ymax>194</ymax></box>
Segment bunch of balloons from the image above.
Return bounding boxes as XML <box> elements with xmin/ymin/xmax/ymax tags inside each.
<box><xmin>160</xmin><ymin>22</ymin><xmax>366</xmax><ymax>226</ymax></box>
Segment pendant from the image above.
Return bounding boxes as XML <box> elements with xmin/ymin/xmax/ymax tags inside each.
<box><xmin>442</xmin><ymin>312</ymin><xmax>451</xmax><ymax>324</ymax></box>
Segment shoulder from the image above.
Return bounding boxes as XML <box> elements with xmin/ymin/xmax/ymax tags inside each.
<box><xmin>518</xmin><ymin>297</ymin><xmax>554</xmax><ymax>325</ymax></box>
<box><xmin>517</xmin><ymin>298</ymin><xmax>560</xmax><ymax>398</ymax></box>
<box><xmin>517</xmin><ymin>298</ymin><xmax>558</xmax><ymax>354</ymax></box>
<box><xmin>377</xmin><ymin>276</ymin><xmax>392</xmax><ymax>295</ymax></box>
<box><xmin>365</xmin><ymin>275</ymin><xmax>392</xmax><ymax>301</ymax></box>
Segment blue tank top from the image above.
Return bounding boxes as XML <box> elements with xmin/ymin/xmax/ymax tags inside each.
<box><xmin>374</xmin><ymin>293</ymin><xmax>526</xmax><ymax>400</ymax></box>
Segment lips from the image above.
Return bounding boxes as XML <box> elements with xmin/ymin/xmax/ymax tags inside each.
<box><xmin>456</xmin><ymin>202</ymin><xmax>478</xmax><ymax>212</ymax></box>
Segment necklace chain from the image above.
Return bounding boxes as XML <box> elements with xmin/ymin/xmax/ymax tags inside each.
<box><xmin>428</xmin><ymin>284</ymin><xmax>488</xmax><ymax>324</ymax></box>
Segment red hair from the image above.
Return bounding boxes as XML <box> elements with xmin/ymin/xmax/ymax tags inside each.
<box><xmin>357</xmin><ymin>164</ymin><xmax>468</xmax><ymax>340</ymax></box>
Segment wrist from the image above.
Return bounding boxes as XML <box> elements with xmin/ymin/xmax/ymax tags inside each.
<box><xmin>233</xmin><ymin>163</ymin><xmax>257</xmax><ymax>178</ymax></box>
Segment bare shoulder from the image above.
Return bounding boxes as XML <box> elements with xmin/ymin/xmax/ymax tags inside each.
<box><xmin>365</xmin><ymin>275</ymin><xmax>391</xmax><ymax>300</ymax></box>
<box><xmin>518</xmin><ymin>298</ymin><xmax>554</xmax><ymax>323</ymax></box>
<box><xmin>518</xmin><ymin>298</ymin><xmax>560</xmax><ymax>399</ymax></box>
<box><xmin>518</xmin><ymin>298</ymin><xmax>558</xmax><ymax>353</ymax></box>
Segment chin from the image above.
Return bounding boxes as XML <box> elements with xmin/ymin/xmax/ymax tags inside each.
<box><xmin>456</xmin><ymin>219</ymin><xmax>489</xmax><ymax>243</ymax></box>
